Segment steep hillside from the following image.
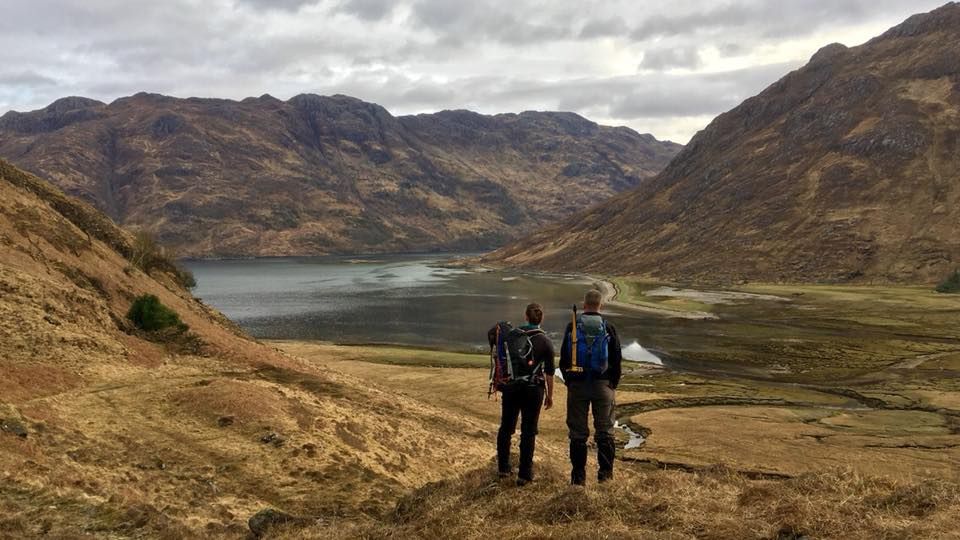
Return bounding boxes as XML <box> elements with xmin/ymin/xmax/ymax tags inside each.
<box><xmin>0</xmin><ymin>159</ymin><xmax>493</xmax><ymax>537</ymax></box>
<box><xmin>0</xmin><ymin>94</ymin><xmax>680</xmax><ymax>257</ymax></box>
<box><xmin>486</xmin><ymin>3</ymin><xmax>960</xmax><ymax>284</ymax></box>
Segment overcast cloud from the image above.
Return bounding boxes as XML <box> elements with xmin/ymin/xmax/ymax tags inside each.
<box><xmin>0</xmin><ymin>0</ymin><xmax>946</xmax><ymax>143</ymax></box>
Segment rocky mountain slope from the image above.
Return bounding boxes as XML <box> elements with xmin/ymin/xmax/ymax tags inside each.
<box><xmin>486</xmin><ymin>3</ymin><xmax>960</xmax><ymax>284</ymax></box>
<box><xmin>0</xmin><ymin>94</ymin><xmax>680</xmax><ymax>257</ymax></box>
<box><xmin>0</xmin><ymin>158</ymin><xmax>495</xmax><ymax>537</ymax></box>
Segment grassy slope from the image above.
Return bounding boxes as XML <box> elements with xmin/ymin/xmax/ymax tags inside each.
<box><xmin>0</xmin><ymin>161</ymin><xmax>496</xmax><ymax>538</ymax></box>
<box><xmin>601</xmin><ymin>278</ymin><xmax>960</xmax><ymax>480</ymax></box>
<box><xmin>275</xmin><ymin>341</ymin><xmax>960</xmax><ymax>539</ymax></box>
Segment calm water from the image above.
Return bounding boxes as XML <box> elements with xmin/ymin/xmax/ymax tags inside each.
<box><xmin>185</xmin><ymin>254</ymin><xmax>664</xmax><ymax>358</ymax></box>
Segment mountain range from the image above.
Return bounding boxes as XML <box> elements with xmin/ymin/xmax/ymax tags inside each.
<box><xmin>486</xmin><ymin>2</ymin><xmax>960</xmax><ymax>284</ymax></box>
<box><xmin>0</xmin><ymin>94</ymin><xmax>680</xmax><ymax>257</ymax></box>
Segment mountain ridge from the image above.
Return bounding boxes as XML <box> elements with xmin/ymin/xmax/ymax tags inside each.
<box><xmin>0</xmin><ymin>93</ymin><xmax>680</xmax><ymax>257</ymax></box>
<box><xmin>484</xmin><ymin>3</ymin><xmax>960</xmax><ymax>284</ymax></box>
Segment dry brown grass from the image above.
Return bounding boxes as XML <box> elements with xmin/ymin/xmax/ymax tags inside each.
<box><xmin>288</xmin><ymin>462</ymin><xmax>960</xmax><ymax>540</ymax></box>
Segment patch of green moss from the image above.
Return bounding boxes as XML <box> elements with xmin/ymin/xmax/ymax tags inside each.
<box><xmin>936</xmin><ymin>269</ymin><xmax>960</xmax><ymax>294</ymax></box>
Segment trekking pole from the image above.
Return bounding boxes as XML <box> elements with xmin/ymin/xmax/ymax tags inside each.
<box><xmin>570</xmin><ymin>305</ymin><xmax>583</xmax><ymax>373</ymax></box>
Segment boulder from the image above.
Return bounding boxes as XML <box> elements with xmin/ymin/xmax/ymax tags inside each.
<box><xmin>248</xmin><ymin>508</ymin><xmax>308</xmax><ymax>538</ymax></box>
<box><xmin>0</xmin><ymin>418</ymin><xmax>28</xmax><ymax>438</ymax></box>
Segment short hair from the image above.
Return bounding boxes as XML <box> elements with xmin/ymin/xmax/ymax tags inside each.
<box><xmin>525</xmin><ymin>303</ymin><xmax>544</xmax><ymax>325</ymax></box>
<box><xmin>584</xmin><ymin>289</ymin><xmax>603</xmax><ymax>308</ymax></box>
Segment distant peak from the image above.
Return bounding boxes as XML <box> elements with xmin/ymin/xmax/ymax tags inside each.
<box><xmin>45</xmin><ymin>96</ymin><xmax>105</xmax><ymax>113</ymax></box>
<box><xmin>241</xmin><ymin>94</ymin><xmax>280</xmax><ymax>104</ymax></box>
<box><xmin>519</xmin><ymin>110</ymin><xmax>590</xmax><ymax>121</ymax></box>
<box><xmin>131</xmin><ymin>91</ymin><xmax>170</xmax><ymax>100</ymax></box>
<box><xmin>288</xmin><ymin>93</ymin><xmax>363</xmax><ymax>104</ymax></box>
<box><xmin>874</xmin><ymin>1</ymin><xmax>960</xmax><ymax>41</ymax></box>
<box><xmin>809</xmin><ymin>43</ymin><xmax>848</xmax><ymax>65</ymax></box>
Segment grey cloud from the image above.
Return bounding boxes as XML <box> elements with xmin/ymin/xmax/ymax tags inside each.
<box><xmin>551</xmin><ymin>62</ymin><xmax>797</xmax><ymax>119</ymax></box>
<box><xmin>329</xmin><ymin>60</ymin><xmax>796</xmax><ymax>126</ymax></box>
<box><xmin>629</xmin><ymin>0</ymin><xmax>929</xmax><ymax>41</ymax></box>
<box><xmin>639</xmin><ymin>46</ymin><xmax>701</xmax><ymax>71</ymax></box>
<box><xmin>718</xmin><ymin>43</ymin><xmax>746</xmax><ymax>57</ymax></box>
<box><xmin>410</xmin><ymin>0</ymin><xmax>462</xmax><ymax>27</ymax></box>
<box><xmin>233</xmin><ymin>0</ymin><xmax>320</xmax><ymax>12</ymax></box>
<box><xmin>630</xmin><ymin>5</ymin><xmax>753</xmax><ymax>41</ymax></box>
<box><xmin>0</xmin><ymin>71</ymin><xmax>58</xmax><ymax>87</ymax></box>
<box><xmin>578</xmin><ymin>17</ymin><xmax>629</xmax><ymax>39</ymax></box>
<box><xmin>409</xmin><ymin>0</ymin><xmax>571</xmax><ymax>46</ymax></box>
<box><xmin>335</xmin><ymin>0</ymin><xmax>396</xmax><ymax>20</ymax></box>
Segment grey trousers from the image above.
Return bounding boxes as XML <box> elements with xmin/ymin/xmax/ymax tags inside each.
<box><xmin>566</xmin><ymin>379</ymin><xmax>616</xmax><ymax>443</ymax></box>
<box><xmin>567</xmin><ymin>379</ymin><xmax>617</xmax><ymax>480</ymax></box>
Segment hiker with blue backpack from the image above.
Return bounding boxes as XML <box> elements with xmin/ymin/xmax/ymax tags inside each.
<box><xmin>488</xmin><ymin>302</ymin><xmax>556</xmax><ymax>486</ymax></box>
<box><xmin>560</xmin><ymin>289</ymin><xmax>623</xmax><ymax>485</ymax></box>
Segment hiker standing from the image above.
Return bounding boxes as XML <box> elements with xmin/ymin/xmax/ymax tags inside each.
<box><xmin>488</xmin><ymin>303</ymin><xmax>555</xmax><ymax>486</ymax></box>
<box><xmin>560</xmin><ymin>289</ymin><xmax>623</xmax><ymax>485</ymax></box>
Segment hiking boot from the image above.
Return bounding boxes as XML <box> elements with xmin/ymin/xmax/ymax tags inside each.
<box><xmin>571</xmin><ymin>469</ymin><xmax>586</xmax><ymax>486</ymax></box>
<box><xmin>498</xmin><ymin>470</ymin><xmax>513</xmax><ymax>480</ymax></box>
<box><xmin>570</xmin><ymin>439</ymin><xmax>588</xmax><ymax>486</ymax></box>
<box><xmin>597</xmin><ymin>437</ymin><xmax>615</xmax><ymax>483</ymax></box>
<box><xmin>517</xmin><ymin>477</ymin><xmax>532</xmax><ymax>487</ymax></box>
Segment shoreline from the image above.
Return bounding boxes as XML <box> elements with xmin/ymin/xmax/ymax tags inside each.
<box><xmin>465</xmin><ymin>262</ymin><xmax>719</xmax><ymax>320</ymax></box>
<box><xmin>592</xmin><ymin>276</ymin><xmax>718</xmax><ymax>320</ymax></box>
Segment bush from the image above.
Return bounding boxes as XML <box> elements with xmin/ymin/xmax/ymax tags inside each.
<box><xmin>126</xmin><ymin>294</ymin><xmax>188</xmax><ymax>332</ymax></box>
<box><xmin>130</xmin><ymin>230</ymin><xmax>196</xmax><ymax>289</ymax></box>
<box><xmin>936</xmin><ymin>269</ymin><xmax>960</xmax><ymax>294</ymax></box>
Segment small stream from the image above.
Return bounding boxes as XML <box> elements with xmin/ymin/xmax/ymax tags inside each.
<box><xmin>614</xmin><ymin>421</ymin><xmax>646</xmax><ymax>449</ymax></box>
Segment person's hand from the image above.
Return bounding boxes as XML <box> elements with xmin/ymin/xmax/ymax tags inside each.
<box><xmin>544</xmin><ymin>395</ymin><xmax>553</xmax><ymax>410</ymax></box>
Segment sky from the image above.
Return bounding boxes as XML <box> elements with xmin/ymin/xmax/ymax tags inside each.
<box><xmin>0</xmin><ymin>0</ymin><xmax>947</xmax><ymax>143</ymax></box>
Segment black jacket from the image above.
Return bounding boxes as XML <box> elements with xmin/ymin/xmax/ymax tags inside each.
<box><xmin>558</xmin><ymin>312</ymin><xmax>622</xmax><ymax>388</ymax></box>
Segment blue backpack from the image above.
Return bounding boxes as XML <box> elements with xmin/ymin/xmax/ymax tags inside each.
<box><xmin>573</xmin><ymin>314</ymin><xmax>610</xmax><ymax>375</ymax></box>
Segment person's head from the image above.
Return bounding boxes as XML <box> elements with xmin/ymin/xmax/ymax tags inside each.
<box><xmin>584</xmin><ymin>289</ymin><xmax>603</xmax><ymax>312</ymax></box>
<box><xmin>525</xmin><ymin>302</ymin><xmax>544</xmax><ymax>325</ymax></box>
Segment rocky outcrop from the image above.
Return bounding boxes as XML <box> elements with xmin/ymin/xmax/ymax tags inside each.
<box><xmin>248</xmin><ymin>508</ymin><xmax>310</xmax><ymax>538</ymax></box>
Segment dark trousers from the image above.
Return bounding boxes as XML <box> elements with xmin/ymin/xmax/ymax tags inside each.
<box><xmin>497</xmin><ymin>384</ymin><xmax>544</xmax><ymax>481</ymax></box>
<box><xmin>566</xmin><ymin>379</ymin><xmax>616</xmax><ymax>483</ymax></box>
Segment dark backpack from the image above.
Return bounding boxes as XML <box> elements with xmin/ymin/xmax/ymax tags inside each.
<box><xmin>571</xmin><ymin>314</ymin><xmax>609</xmax><ymax>376</ymax></box>
<box><xmin>489</xmin><ymin>322</ymin><xmax>545</xmax><ymax>392</ymax></box>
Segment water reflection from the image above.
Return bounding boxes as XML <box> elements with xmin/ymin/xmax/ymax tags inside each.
<box><xmin>186</xmin><ymin>254</ymin><xmax>663</xmax><ymax>358</ymax></box>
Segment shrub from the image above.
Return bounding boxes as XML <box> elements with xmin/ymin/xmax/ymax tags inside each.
<box><xmin>935</xmin><ymin>269</ymin><xmax>960</xmax><ymax>294</ymax></box>
<box><xmin>130</xmin><ymin>230</ymin><xmax>196</xmax><ymax>289</ymax></box>
<box><xmin>126</xmin><ymin>294</ymin><xmax>188</xmax><ymax>332</ymax></box>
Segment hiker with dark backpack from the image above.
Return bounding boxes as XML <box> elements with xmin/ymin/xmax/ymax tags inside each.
<box><xmin>560</xmin><ymin>289</ymin><xmax>623</xmax><ymax>485</ymax></box>
<box><xmin>487</xmin><ymin>302</ymin><xmax>556</xmax><ymax>486</ymax></box>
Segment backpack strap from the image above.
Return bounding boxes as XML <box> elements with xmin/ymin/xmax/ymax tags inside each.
<box><xmin>528</xmin><ymin>329</ymin><xmax>548</xmax><ymax>382</ymax></box>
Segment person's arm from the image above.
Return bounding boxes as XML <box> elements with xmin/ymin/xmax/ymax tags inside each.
<box><xmin>545</xmin><ymin>375</ymin><xmax>554</xmax><ymax>409</ymax></box>
<box><xmin>607</xmin><ymin>323</ymin><xmax>622</xmax><ymax>389</ymax></box>
<box><xmin>542</xmin><ymin>336</ymin><xmax>556</xmax><ymax>409</ymax></box>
